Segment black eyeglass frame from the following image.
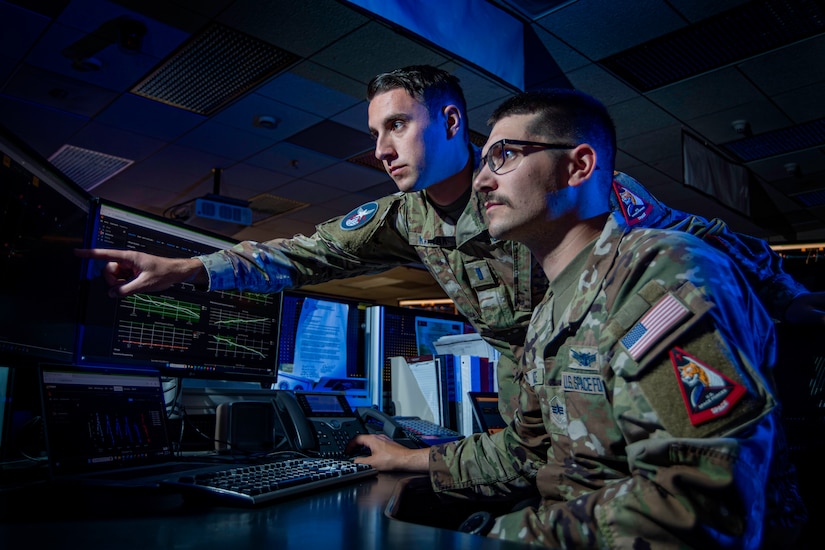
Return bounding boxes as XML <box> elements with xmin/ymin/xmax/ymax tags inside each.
<box><xmin>481</xmin><ymin>139</ymin><xmax>577</xmax><ymax>174</ymax></box>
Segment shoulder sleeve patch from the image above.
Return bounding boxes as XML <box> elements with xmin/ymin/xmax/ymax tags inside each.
<box><xmin>611</xmin><ymin>177</ymin><xmax>654</xmax><ymax>226</ymax></box>
<box><xmin>339</xmin><ymin>201</ymin><xmax>379</xmax><ymax>231</ymax></box>
<box><xmin>637</xmin><ymin>331</ymin><xmax>768</xmax><ymax>439</ymax></box>
<box><xmin>670</xmin><ymin>346</ymin><xmax>747</xmax><ymax>426</ymax></box>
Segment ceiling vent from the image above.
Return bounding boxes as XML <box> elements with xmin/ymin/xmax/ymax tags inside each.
<box><xmin>721</xmin><ymin>117</ymin><xmax>825</xmax><ymax>162</ymax></box>
<box><xmin>793</xmin><ymin>188</ymin><xmax>825</xmax><ymax>207</ymax></box>
<box><xmin>131</xmin><ymin>23</ymin><xmax>300</xmax><ymax>115</ymax></box>
<box><xmin>601</xmin><ymin>0</ymin><xmax>825</xmax><ymax>92</ymax></box>
<box><xmin>48</xmin><ymin>145</ymin><xmax>133</xmax><ymax>191</ymax></box>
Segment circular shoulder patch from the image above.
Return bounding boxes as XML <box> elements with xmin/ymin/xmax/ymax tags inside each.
<box><xmin>340</xmin><ymin>201</ymin><xmax>379</xmax><ymax>231</ymax></box>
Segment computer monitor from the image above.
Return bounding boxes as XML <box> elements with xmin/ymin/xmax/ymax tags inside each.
<box><xmin>76</xmin><ymin>199</ymin><xmax>279</xmax><ymax>385</ymax></box>
<box><xmin>273</xmin><ymin>290</ymin><xmax>372</xmax><ymax>407</ymax></box>
<box><xmin>364</xmin><ymin>304</ymin><xmax>474</xmax><ymax>411</ymax></box>
<box><xmin>0</xmin><ymin>123</ymin><xmax>90</xmax><ymax>367</ymax></box>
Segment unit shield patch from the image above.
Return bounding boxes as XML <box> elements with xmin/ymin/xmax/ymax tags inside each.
<box><xmin>670</xmin><ymin>347</ymin><xmax>746</xmax><ymax>426</ymax></box>
<box><xmin>612</xmin><ymin>179</ymin><xmax>653</xmax><ymax>226</ymax></box>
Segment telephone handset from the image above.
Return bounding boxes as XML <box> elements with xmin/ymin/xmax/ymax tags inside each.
<box><xmin>273</xmin><ymin>390</ymin><xmax>368</xmax><ymax>458</ymax></box>
<box><xmin>356</xmin><ymin>407</ymin><xmax>463</xmax><ymax>448</ymax></box>
<box><xmin>356</xmin><ymin>407</ymin><xmax>426</xmax><ymax>448</ymax></box>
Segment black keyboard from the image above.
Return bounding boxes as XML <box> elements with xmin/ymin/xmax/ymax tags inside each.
<box><xmin>162</xmin><ymin>457</ymin><xmax>377</xmax><ymax>506</ymax></box>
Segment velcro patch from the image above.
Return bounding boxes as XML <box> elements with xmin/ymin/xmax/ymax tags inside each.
<box><xmin>562</xmin><ymin>372</ymin><xmax>606</xmax><ymax>395</ymax></box>
<box><xmin>465</xmin><ymin>260</ymin><xmax>497</xmax><ymax>290</ymax></box>
<box><xmin>525</xmin><ymin>368</ymin><xmax>543</xmax><ymax>387</ymax></box>
<box><xmin>340</xmin><ymin>201</ymin><xmax>379</xmax><ymax>231</ymax></box>
<box><xmin>549</xmin><ymin>395</ymin><xmax>567</xmax><ymax>430</ymax></box>
<box><xmin>670</xmin><ymin>347</ymin><xmax>746</xmax><ymax>426</ymax></box>
<box><xmin>621</xmin><ymin>293</ymin><xmax>689</xmax><ymax>361</ymax></box>
<box><xmin>568</xmin><ymin>347</ymin><xmax>599</xmax><ymax>371</ymax></box>
<box><xmin>612</xmin><ymin>179</ymin><xmax>653</xmax><ymax>226</ymax></box>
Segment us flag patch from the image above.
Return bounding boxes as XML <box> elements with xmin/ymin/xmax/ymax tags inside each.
<box><xmin>621</xmin><ymin>293</ymin><xmax>689</xmax><ymax>360</ymax></box>
<box><xmin>670</xmin><ymin>347</ymin><xmax>746</xmax><ymax>426</ymax></box>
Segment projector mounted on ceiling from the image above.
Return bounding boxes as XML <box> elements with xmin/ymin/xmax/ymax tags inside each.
<box><xmin>166</xmin><ymin>168</ymin><xmax>253</xmax><ymax>235</ymax></box>
<box><xmin>193</xmin><ymin>193</ymin><xmax>252</xmax><ymax>224</ymax></box>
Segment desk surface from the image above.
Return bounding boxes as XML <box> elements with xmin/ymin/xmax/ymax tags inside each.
<box><xmin>0</xmin><ymin>472</ymin><xmax>527</xmax><ymax>550</ymax></box>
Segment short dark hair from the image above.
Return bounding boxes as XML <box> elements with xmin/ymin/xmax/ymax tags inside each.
<box><xmin>488</xmin><ymin>89</ymin><xmax>617</xmax><ymax>168</ymax></box>
<box><xmin>368</xmin><ymin>65</ymin><xmax>468</xmax><ymax>135</ymax></box>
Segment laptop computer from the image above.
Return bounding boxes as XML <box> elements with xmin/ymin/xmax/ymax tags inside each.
<box><xmin>467</xmin><ymin>392</ymin><xmax>507</xmax><ymax>435</ymax></box>
<box><xmin>38</xmin><ymin>364</ymin><xmax>235</xmax><ymax>488</ymax></box>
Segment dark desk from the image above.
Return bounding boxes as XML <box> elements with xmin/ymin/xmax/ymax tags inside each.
<box><xmin>0</xmin><ymin>472</ymin><xmax>527</xmax><ymax>550</ymax></box>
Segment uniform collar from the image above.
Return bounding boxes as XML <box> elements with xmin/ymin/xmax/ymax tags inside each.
<box><xmin>556</xmin><ymin>214</ymin><xmax>628</xmax><ymax>330</ymax></box>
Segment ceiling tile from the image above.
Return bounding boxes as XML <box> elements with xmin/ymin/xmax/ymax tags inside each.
<box><xmin>285</xmin><ymin>120</ymin><xmax>374</xmax><ymax>159</ymax></box>
<box><xmin>646</xmin><ymin>68</ymin><xmax>764</xmax><ymax>121</ymax></box>
<box><xmin>176</xmin><ymin>120</ymin><xmax>276</xmax><ymax>160</ymax></box>
<box><xmin>215</xmin><ymin>162</ymin><xmax>293</xmax><ymax>197</ymax></box>
<box><xmin>247</xmin><ymin>142</ymin><xmax>338</xmax><ymax>178</ymax></box>
<box><xmin>310</xmin><ymin>22</ymin><xmax>447</xmax><ymax>83</ymax></box>
<box><xmin>95</xmin><ymin>92</ymin><xmax>205</xmax><ymax>140</ymax></box>
<box><xmin>303</xmin><ymin>160</ymin><xmax>389</xmax><ymax>192</ymax></box>
<box><xmin>212</xmin><ymin>93</ymin><xmax>322</xmax><ymax>140</ymax></box>
<box><xmin>537</xmin><ymin>0</ymin><xmax>684</xmax><ymax>60</ymax></box>
<box><xmin>739</xmin><ymin>33</ymin><xmax>825</xmax><ymax>96</ymax></box>
<box><xmin>2</xmin><ymin>63</ymin><xmax>118</xmax><ymax>118</ymax></box>
<box><xmin>608</xmin><ymin>96</ymin><xmax>678</xmax><ymax>140</ymax></box>
<box><xmin>217</xmin><ymin>0</ymin><xmax>367</xmax><ymax>58</ymax></box>
<box><xmin>258</xmin><ymin>70</ymin><xmax>361</xmax><ymax>119</ymax></box>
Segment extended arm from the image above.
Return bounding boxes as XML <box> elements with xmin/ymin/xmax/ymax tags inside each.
<box><xmin>76</xmin><ymin>195</ymin><xmax>419</xmax><ymax>296</ymax></box>
<box><xmin>74</xmin><ymin>248</ymin><xmax>206</xmax><ymax>297</ymax></box>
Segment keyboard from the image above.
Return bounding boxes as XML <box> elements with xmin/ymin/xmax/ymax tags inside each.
<box><xmin>162</xmin><ymin>457</ymin><xmax>377</xmax><ymax>506</ymax></box>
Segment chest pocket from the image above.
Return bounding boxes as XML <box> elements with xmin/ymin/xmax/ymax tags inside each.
<box><xmin>465</xmin><ymin>259</ymin><xmax>497</xmax><ymax>291</ymax></box>
<box><xmin>535</xmin><ymin>342</ymin><xmax>612</xmax><ymax>444</ymax></box>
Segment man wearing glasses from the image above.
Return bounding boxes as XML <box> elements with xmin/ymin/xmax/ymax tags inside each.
<box><xmin>78</xmin><ymin>64</ymin><xmax>818</xmax><ymax>476</ymax></box>
<box><xmin>77</xmin><ymin>66</ymin><xmax>821</xmax><ymax>409</ymax></box>
<box><xmin>352</xmin><ymin>88</ymin><xmax>803</xmax><ymax>548</ymax></box>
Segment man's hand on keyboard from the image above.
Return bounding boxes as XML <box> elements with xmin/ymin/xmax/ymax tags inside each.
<box><xmin>346</xmin><ymin>434</ymin><xmax>430</xmax><ymax>473</ymax></box>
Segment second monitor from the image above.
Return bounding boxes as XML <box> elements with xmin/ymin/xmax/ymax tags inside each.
<box><xmin>76</xmin><ymin>199</ymin><xmax>279</xmax><ymax>385</ymax></box>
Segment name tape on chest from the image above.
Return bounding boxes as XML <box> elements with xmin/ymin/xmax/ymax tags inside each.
<box><xmin>562</xmin><ymin>372</ymin><xmax>606</xmax><ymax>395</ymax></box>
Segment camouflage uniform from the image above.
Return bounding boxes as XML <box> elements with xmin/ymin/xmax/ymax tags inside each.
<box><xmin>430</xmin><ymin>214</ymin><xmax>791</xmax><ymax>548</ymax></box>
<box><xmin>197</xmin><ymin>170</ymin><xmax>806</xmax><ymax>429</ymax></box>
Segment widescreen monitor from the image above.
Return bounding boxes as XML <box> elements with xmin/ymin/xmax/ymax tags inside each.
<box><xmin>274</xmin><ymin>290</ymin><xmax>372</xmax><ymax>407</ymax></box>
<box><xmin>76</xmin><ymin>199</ymin><xmax>279</xmax><ymax>385</ymax></box>
<box><xmin>0</xmin><ymin>124</ymin><xmax>90</xmax><ymax>367</ymax></box>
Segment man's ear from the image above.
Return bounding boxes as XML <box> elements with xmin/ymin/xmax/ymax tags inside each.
<box><xmin>442</xmin><ymin>104</ymin><xmax>461</xmax><ymax>139</ymax></box>
<box><xmin>567</xmin><ymin>144</ymin><xmax>597</xmax><ymax>187</ymax></box>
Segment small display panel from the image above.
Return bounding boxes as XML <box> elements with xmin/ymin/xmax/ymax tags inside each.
<box><xmin>304</xmin><ymin>393</ymin><xmax>346</xmax><ymax>415</ymax></box>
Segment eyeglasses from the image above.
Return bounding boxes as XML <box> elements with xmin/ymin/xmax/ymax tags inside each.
<box><xmin>480</xmin><ymin>139</ymin><xmax>576</xmax><ymax>174</ymax></box>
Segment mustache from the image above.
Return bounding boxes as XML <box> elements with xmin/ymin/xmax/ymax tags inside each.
<box><xmin>483</xmin><ymin>193</ymin><xmax>510</xmax><ymax>207</ymax></box>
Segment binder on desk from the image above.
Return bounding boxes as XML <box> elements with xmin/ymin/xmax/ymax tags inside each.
<box><xmin>390</xmin><ymin>354</ymin><xmax>455</xmax><ymax>429</ymax></box>
<box><xmin>391</xmin><ymin>354</ymin><xmax>493</xmax><ymax>435</ymax></box>
<box><xmin>456</xmin><ymin>356</ymin><xmax>490</xmax><ymax>436</ymax></box>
